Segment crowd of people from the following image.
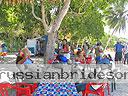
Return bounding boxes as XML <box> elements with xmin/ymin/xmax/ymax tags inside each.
<box><xmin>16</xmin><ymin>39</ymin><xmax>113</xmax><ymax>95</ymax></box>
<box><xmin>54</xmin><ymin>39</ymin><xmax>128</xmax><ymax>65</ymax></box>
<box><xmin>15</xmin><ymin>38</ymin><xmax>128</xmax><ymax>65</ymax></box>
<box><xmin>53</xmin><ymin>39</ymin><xmax>113</xmax><ymax>65</ymax></box>
<box><xmin>14</xmin><ymin>39</ymin><xmax>128</xmax><ymax>95</ymax></box>
<box><xmin>114</xmin><ymin>41</ymin><xmax>128</xmax><ymax>64</ymax></box>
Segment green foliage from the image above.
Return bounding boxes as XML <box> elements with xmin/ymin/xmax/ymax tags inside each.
<box><xmin>0</xmin><ymin>4</ymin><xmax>44</xmax><ymax>51</ymax></box>
<box><xmin>104</xmin><ymin>0</ymin><xmax>128</xmax><ymax>32</ymax></box>
<box><xmin>101</xmin><ymin>33</ymin><xmax>115</xmax><ymax>48</ymax></box>
<box><xmin>60</xmin><ymin>1</ymin><xmax>105</xmax><ymax>44</ymax></box>
<box><xmin>0</xmin><ymin>0</ymin><xmax>128</xmax><ymax>51</ymax></box>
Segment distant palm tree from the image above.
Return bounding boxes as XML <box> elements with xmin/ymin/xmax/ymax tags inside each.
<box><xmin>105</xmin><ymin>0</ymin><xmax>128</xmax><ymax>49</ymax></box>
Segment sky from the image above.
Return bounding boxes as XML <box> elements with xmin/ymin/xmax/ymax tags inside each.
<box><xmin>104</xmin><ymin>4</ymin><xmax>128</xmax><ymax>39</ymax></box>
<box><xmin>104</xmin><ymin>25</ymin><xmax>128</xmax><ymax>39</ymax></box>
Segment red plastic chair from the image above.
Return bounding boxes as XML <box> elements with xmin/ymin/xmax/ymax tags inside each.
<box><xmin>0</xmin><ymin>83</ymin><xmax>12</xmax><ymax>96</ymax></box>
<box><xmin>22</xmin><ymin>83</ymin><xmax>38</xmax><ymax>94</ymax></box>
<box><xmin>82</xmin><ymin>82</ymin><xmax>110</xmax><ymax>96</ymax></box>
<box><xmin>15</xmin><ymin>83</ymin><xmax>38</xmax><ymax>94</ymax></box>
<box><xmin>12</xmin><ymin>83</ymin><xmax>32</xmax><ymax>96</ymax></box>
<box><xmin>29</xmin><ymin>83</ymin><xmax>38</xmax><ymax>93</ymax></box>
<box><xmin>12</xmin><ymin>86</ymin><xmax>31</xmax><ymax>96</ymax></box>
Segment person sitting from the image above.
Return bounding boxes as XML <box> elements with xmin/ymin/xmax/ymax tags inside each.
<box><xmin>75</xmin><ymin>50</ymin><xmax>85</xmax><ymax>64</ymax></box>
<box><xmin>62</xmin><ymin>39</ymin><xmax>70</xmax><ymax>60</ymax></box>
<box><xmin>54</xmin><ymin>49</ymin><xmax>68</xmax><ymax>64</ymax></box>
<box><xmin>16</xmin><ymin>48</ymin><xmax>33</xmax><ymax>64</ymax></box>
<box><xmin>94</xmin><ymin>42</ymin><xmax>103</xmax><ymax>64</ymax></box>
<box><xmin>98</xmin><ymin>54</ymin><xmax>110</xmax><ymax>64</ymax></box>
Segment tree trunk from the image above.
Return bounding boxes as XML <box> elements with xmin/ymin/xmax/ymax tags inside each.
<box><xmin>44</xmin><ymin>0</ymin><xmax>71</xmax><ymax>63</ymax></box>
<box><xmin>44</xmin><ymin>32</ymin><xmax>56</xmax><ymax>63</ymax></box>
<box><xmin>31</xmin><ymin>0</ymin><xmax>71</xmax><ymax>63</ymax></box>
<box><xmin>0</xmin><ymin>0</ymin><xmax>2</xmax><ymax>4</ymax></box>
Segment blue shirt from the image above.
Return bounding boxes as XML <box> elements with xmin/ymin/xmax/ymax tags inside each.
<box><xmin>114</xmin><ymin>43</ymin><xmax>124</xmax><ymax>52</ymax></box>
<box><xmin>98</xmin><ymin>58</ymin><xmax>110</xmax><ymax>64</ymax></box>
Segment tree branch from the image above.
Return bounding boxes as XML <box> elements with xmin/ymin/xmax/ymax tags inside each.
<box><xmin>40</xmin><ymin>0</ymin><xmax>48</xmax><ymax>31</ymax></box>
<box><xmin>78</xmin><ymin>0</ymin><xmax>86</xmax><ymax>13</ymax></box>
<box><xmin>31</xmin><ymin>2</ymin><xmax>43</xmax><ymax>23</ymax></box>
<box><xmin>68</xmin><ymin>11</ymin><xmax>86</xmax><ymax>16</ymax></box>
<box><xmin>48</xmin><ymin>0</ymin><xmax>71</xmax><ymax>33</ymax></box>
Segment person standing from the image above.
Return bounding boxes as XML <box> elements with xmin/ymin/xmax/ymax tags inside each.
<box><xmin>123</xmin><ymin>42</ymin><xmax>128</xmax><ymax>64</ymax></box>
<box><xmin>114</xmin><ymin>42</ymin><xmax>124</xmax><ymax>64</ymax></box>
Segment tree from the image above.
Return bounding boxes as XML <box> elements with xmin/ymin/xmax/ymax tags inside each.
<box><xmin>0</xmin><ymin>3</ymin><xmax>44</xmax><ymax>51</ymax></box>
<box><xmin>59</xmin><ymin>0</ymin><xmax>109</xmax><ymax>44</ymax></box>
<box><xmin>2</xmin><ymin>0</ymin><xmax>126</xmax><ymax>62</ymax></box>
<box><xmin>31</xmin><ymin>0</ymin><xmax>71</xmax><ymax>63</ymax></box>
<box><xmin>104</xmin><ymin>0</ymin><xmax>128</xmax><ymax>49</ymax></box>
<box><xmin>1</xmin><ymin>0</ymin><xmax>70</xmax><ymax>62</ymax></box>
<box><xmin>60</xmin><ymin>7</ymin><xmax>105</xmax><ymax>43</ymax></box>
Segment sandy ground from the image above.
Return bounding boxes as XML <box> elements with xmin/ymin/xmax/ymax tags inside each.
<box><xmin>0</xmin><ymin>55</ymin><xmax>43</xmax><ymax>64</ymax></box>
